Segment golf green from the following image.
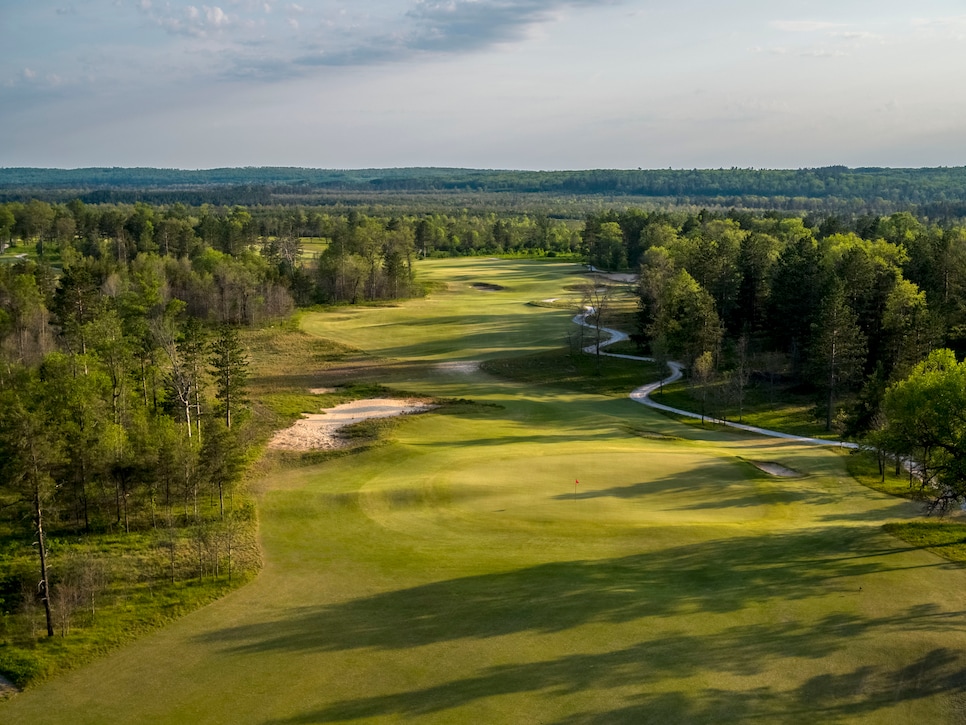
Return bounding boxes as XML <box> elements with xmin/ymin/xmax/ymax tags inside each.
<box><xmin>4</xmin><ymin>258</ymin><xmax>965</xmax><ymax>724</ymax></box>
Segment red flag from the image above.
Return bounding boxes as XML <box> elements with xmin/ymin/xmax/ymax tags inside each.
<box><xmin>575</xmin><ymin>479</ymin><xmax>579</xmax><ymax>485</ymax></box>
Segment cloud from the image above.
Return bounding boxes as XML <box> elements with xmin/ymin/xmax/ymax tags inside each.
<box><xmin>289</xmin><ymin>0</ymin><xmax>619</xmax><ymax>69</ymax></box>
<box><xmin>832</xmin><ymin>31</ymin><xmax>878</xmax><ymax>41</ymax></box>
<box><xmin>910</xmin><ymin>14</ymin><xmax>966</xmax><ymax>41</ymax></box>
<box><xmin>145</xmin><ymin>3</ymin><xmax>235</xmax><ymax>38</ymax></box>
<box><xmin>798</xmin><ymin>47</ymin><xmax>846</xmax><ymax>58</ymax></box>
<box><xmin>205</xmin><ymin>6</ymin><xmax>229</xmax><ymax>27</ymax></box>
<box><xmin>404</xmin><ymin>0</ymin><xmax>608</xmax><ymax>52</ymax></box>
<box><xmin>771</xmin><ymin>20</ymin><xmax>841</xmax><ymax>33</ymax></box>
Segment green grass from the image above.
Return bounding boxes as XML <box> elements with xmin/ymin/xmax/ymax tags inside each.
<box><xmin>844</xmin><ymin>451</ymin><xmax>966</xmax><ymax>565</ymax></box>
<box><xmin>883</xmin><ymin>521</ymin><xmax>966</xmax><ymax>563</ymax></box>
<box><xmin>653</xmin><ymin>379</ymin><xmax>838</xmax><ymax>440</ymax></box>
<box><xmin>482</xmin><ymin>347</ymin><xmax>662</xmax><ymax>397</ymax></box>
<box><xmin>846</xmin><ymin>449</ymin><xmax>928</xmax><ymax>502</ymax></box>
<box><xmin>0</xmin><ymin>514</ymin><xmax>259</xmax><ymax>689</ymax></box>
<box><xmin>4</xmin><ymin>257</ymin><xmax>966</xmax><ymax>723</ymax></box>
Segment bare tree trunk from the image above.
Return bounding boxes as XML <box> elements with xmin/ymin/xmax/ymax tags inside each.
<box><xmin>33</xmin><ymin>487</ymin><xmax>54</xmax><ymax>637</ymax></box>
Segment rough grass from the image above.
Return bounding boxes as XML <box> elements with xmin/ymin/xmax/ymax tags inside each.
<box><xmin>883</xmin><ymin>521</ymin><xmax>966</xmax><ymax>563</ymax></box>
<box><xmin>5</xmin><ymin>258</ymin><xmax>966</xmax><ymax>724</ymax></box>
<box><xmin>846</xmin><ymin>449</ymin><xmax>929</xmax><ymax>502</ymax></box>
<box><xmin>482</xmin><ymin>348</ymin><xmax>662</xmax><ymax>397</ymax></box>
<box><xmin>652</xmin><ymin>379</ymin><xmax>836</xmax><ymax>440</ymax></box>
<box><xmin>845</xmin><ymin>451</ymin><xmax>966</xmax><ymax>565</ymax></box>
<box><xmin>0</xmin><ymin>507</ymin><xmax>259</xmax><ymax>690</ymax></box>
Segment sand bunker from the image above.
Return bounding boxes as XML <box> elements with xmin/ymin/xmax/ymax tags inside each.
<box><xmin>434</xmin><ymin>361</ymin><xmax>480</xmax><ymax>374</ymax></box>
<box><xmin>750</xmin><ymin>460</ymin><xmax>802</xmax><ymax>478</ymax></box>
<box><xmin>601</xmin><ymin>272</ymin><xmax>638</xmax><ymax>283</ymax></box>
<box><xmin>471</xmin><ymin>282</ymin><xmax>505</xmax><ymax>291</ymax></box>
<box><xmin>269</xmin><ymin>398</ymin><xmax>434</xmax><ymax>451</ymax></box>
<box><xmin>309</xmin><ymin>387</ymin><xmax>338</xmax><ymax>395</ymax></box>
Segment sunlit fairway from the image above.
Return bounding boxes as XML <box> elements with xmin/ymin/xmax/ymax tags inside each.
<box><xmin>5</xmin><ymin>258</ymin><xmax>966</xmax><ymax>723</ymax></box>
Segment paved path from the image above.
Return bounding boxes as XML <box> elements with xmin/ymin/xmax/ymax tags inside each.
<box><xmin>576</xmin><ymin>309</ymin><xmax>858</xmax><ymax>449</ymax></box>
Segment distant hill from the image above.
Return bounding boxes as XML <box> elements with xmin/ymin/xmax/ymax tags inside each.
<box><xmin>2</xmin><ymin>166</ymin><xmax>966</xmax><ymax>215</ymax></box>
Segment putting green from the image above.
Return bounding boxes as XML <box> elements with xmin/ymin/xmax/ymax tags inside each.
<box><xmin>4</xmin><ymin>258</ymin><xmax>966</xmax><ymax>724</ymax></box>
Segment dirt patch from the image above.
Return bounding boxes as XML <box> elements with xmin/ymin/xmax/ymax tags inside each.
<box><xmin>471</xmin><ymin>282</ymin><xmax>506</xmax><ymax>291</ymax></box>
<box><xmin>750</xmin><ymin>460</ymin><xmax>803</xmax><ymax>478</ymax></box>
<box><xmin>0</xmin><ymin>673</ymin><xmax>18</xmax><ymax>697</ymax></box>
<box><xmin>269</xmin><ymin>398</ymin><xmax>435</xmax><ymax>451</ymax></box>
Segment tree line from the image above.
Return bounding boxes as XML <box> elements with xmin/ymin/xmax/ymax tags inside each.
<box><xmin>0</xmin><ymin>196</ymin><xmax>582</xmax><ymax>645</ymax></box>
<box><xmin>583</xmin><ymin>206</ymin><xmax>966</xmax><ymax>508</ymax></box>
<box><xmin>589</xmin><ymin>208</ymin><xmax>952</xmax><ymax>424</ymax></box>
<box><xmin>0</xmin><ymin>200</ymin><xmax>580</xmax><ymax>303</ymax></box>
<box><xmin>6</xmin><ymin>166</ymin><xmax>966</xmax><ymax>214</ymax></box>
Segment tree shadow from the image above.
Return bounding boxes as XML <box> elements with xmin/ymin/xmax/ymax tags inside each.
<box><xmin>550</xmin><ymin>646</ymin><xmax>966</xmax><ymax>724</ymax></box>
<box><xmin>552</xmin><ymin>460</ymin><xmax>772</xmax><ymax>503</ymax></box>
<box><xmin>261</xmin><ymin>622</ymin><xmax>966</xmax><ymax>724</ymax></box>
<box><xmin>197</xmin><ymin>528</ymin><xmax>944</xmax><ymax>658</ymax></box>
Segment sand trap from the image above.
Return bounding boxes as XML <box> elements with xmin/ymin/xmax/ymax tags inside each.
<box><xmin>750</xmin><ymin>460</ymin><xmax>803</xmax><ymax>478</ymax></box>
<box><xmin>471</xmin><ymin>282</ymin><xmax>505</xmax><ymax>291</ymax></box>
<box><xmin>309</xmin><ymin>387</ymin><xmax>338</xmax><ymax>395</ymax></box>
<box><xmin>601</xmin><ymin>272</ymin><xmax>638</xmax><ymax>283</ymax></box>
<box><xmin>434</xmin><ymin>361</ymin><xmax>480</xmax><ymax>374</ymax></box>
<box><xmin>269</xmin><ymin>398</ymin><xmax>435</xmax><ymax>451</ymax></box>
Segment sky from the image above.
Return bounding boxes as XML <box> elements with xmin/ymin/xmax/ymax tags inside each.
<box><xmin>3</xmin><ymin>0</ymin><xmax>966</xmax><ymax>170</ymax></box>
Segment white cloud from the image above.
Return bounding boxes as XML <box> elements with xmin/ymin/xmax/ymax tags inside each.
<box><xmin>772</xmin><ymin>20</ymin><xmax>842</xmax><ymax>33</ymax></box>
<box><xmin>799</xmin><ymin>47</ymin><xmax>846</xmax><ymax>57</ymax></box>
<box><xmin>912</xmin><ymin>14</ymin><xmax>966</xmax><ymax>29</ymax></box>
<box><xmin>750</xmin><ymin>46</ymin><xmax>787</xmax><ymax>55</ymax></box>
<box><xmin>206</xmin><ymin>6</ymin><xmax>230</xmax><ymax>27</ymax></box>
<box><xmin>146</xmin><ymin>3</ymin><xmax>235</xmax><ymax>38</ymax></box>
<box><xmin>833</xmin><ymin>30</ymin><xmax>878</xmax><ymax>41</ymax></box>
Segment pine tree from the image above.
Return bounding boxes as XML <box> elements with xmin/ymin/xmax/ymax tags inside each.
<box><xmin>209</xmin><ymin>324</ymin><xmax>249</xmax><ymax>430</ymax></box>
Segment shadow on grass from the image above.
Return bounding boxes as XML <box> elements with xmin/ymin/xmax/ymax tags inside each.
<box><xmin>552</xmin><ymin>459</ymin><xmax>805</xmax><ymax>505</ymax></box>
<box><xmin>198</xmin><ymin>529</ymin><xmax>963</xmax><ymax>723</ymax></box>
<box><xmin>258</xmin><ymin>611</ymin><xmax>966</xmax><ymax>724</ymax></box>
<box><xmin>266</xmin><ymin>640</ymin><xmax>966</xmax><ymax>725</ymax></box>
<box><xmin>339</xmin><ymin>315</ymin><xmax>561</xmax><ymax>361</ymax></box>
<box><xmin>548</xmin><ymin>647</ymin><xmax>966</xmax><ymax>724</ymax></box>
<box><xmin>200</xmin><ymin>529</ymin><xmax>948</xmax><ymax>657</ymax></box>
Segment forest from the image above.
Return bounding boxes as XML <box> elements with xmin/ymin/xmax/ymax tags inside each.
<box><xmin>2</xmin><ymin>188</ymin><xmax>966</xmax><ymax>684</ymax></box>
<box><xmin>585</xmin><ymin>206</ymin><xmax>966</xmax><ymax>511</ymax></box>
<box><xmin>5</xmin><ymin>166</ymin><xmax>966</xmax><ymax>217</ymax></box>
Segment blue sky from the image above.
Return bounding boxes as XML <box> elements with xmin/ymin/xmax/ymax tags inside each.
<box><xmin>3</xmin><ymin>0</ymin><xmax>966</xmax><ymax>170</ymax></box>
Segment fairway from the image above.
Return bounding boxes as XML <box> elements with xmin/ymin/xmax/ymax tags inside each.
<box><xmin>4</xmin><ymin>258</ymin><xmax>966</xmax><ymax>723</ymax></box>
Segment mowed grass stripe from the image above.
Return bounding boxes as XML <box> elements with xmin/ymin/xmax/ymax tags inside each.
<box><xmin>3</xmin><ymin>258</ymin><xmax>966</xmax><ymax>724</ymax></box>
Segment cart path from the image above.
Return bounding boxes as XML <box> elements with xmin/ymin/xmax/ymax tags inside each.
<box><xmin>576</xmin><ymin>309</ymin><xmax>858</xmax><ymax>449</ymax></box>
